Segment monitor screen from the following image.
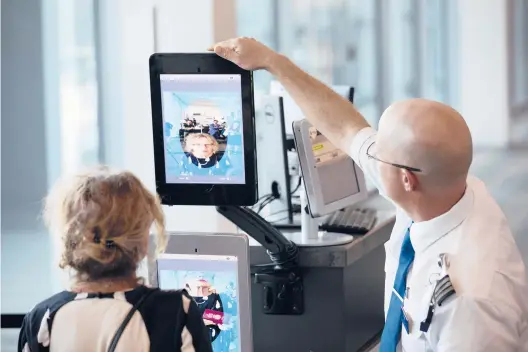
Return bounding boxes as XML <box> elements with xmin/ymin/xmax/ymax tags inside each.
<box><xmin>157</xmin><ymin>254</ymin><xmax>241</xmax><ymax>352</ymax></box>
<box><xmin>308</xmin><ymin>127</ymin><xmax>361</xmax><ymax>205</ymax></box>
<box><xmin>160</xmin><ymin>74</ymin><xmax>245</xmax><ymax>185</ymax></box>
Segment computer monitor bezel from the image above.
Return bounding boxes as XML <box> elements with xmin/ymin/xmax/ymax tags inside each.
<box><xmin>292</xmin><ymin>119</ymin><xmax>368</xmax><ymax>218</ymax></box>
<box><xmin>149</xmin><ymin>53</ymin><xmax>258</xmax><ymax>206</ymax></box>
<box><xmin>254</xmin><ymin>94</ymin><xmax>293</xmax><ymax>221</ymax></box>
<box><xmin>147</xmin><ymin>232</ymin><xmax>253</xmax><ymax>352</ymax></box>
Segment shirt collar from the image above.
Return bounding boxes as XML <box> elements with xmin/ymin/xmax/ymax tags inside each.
<box><xmin>410</xmin><ymin>187</ymin><xmax>474</xmax><ymax>253</ymax></box>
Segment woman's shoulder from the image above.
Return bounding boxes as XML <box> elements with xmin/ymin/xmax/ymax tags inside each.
<box><xmin>27</xmin><ymin>291</ymin><xmax>76</xmax><ymax>317</ymax></box>
<box><xmin>22</xmin><ymin>290</ymin><xmax>77</xmax><ymax>337</ymax></box>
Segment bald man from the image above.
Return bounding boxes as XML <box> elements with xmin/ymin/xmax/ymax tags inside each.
<box><xmin>209</xmin><ymin>38</ymin><xmax>528</xmax><ymax>352</ymax></box>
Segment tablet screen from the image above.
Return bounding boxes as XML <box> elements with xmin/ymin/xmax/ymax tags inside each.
<box><xmin>160</xmin><ymin>74</ymin><xmax>245</xmax><ymax>185</ymax></box>
<box><xmin>157</xmin><ymin>254</ymin><xmax>241</xmax><ymax>352</ymax></box>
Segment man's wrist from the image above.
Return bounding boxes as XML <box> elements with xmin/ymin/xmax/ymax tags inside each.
<box><xmin>266</xmin><ymin>53</ymin><xmax>290</xmax><ymax>78</ymax></box>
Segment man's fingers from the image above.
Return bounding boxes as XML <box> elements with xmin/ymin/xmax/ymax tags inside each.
<box><xmin>216</xmin><ymin>46</ymin><xmax>235</xmax><ymax>62</ymax></box>
<box><xmin>207</xmin><ymin>39</ymin><xmax>242</xmax><ymax>65</ymax></box>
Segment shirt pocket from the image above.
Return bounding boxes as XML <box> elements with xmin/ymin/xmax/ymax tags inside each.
<box><xmin>401</xmin><ymin>296</ymin><xmax>430</xmax><ymax>351</ymax></box>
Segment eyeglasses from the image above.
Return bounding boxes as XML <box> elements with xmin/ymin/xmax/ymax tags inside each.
<box><xmin>366</xmin><ymin>143</ymin><xmax>422</xmax><ymax>173</ymax></box>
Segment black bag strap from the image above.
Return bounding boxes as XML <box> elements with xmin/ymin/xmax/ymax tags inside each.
<box><xmin>107</xmin><ymin>288</ymin><xmax>158</xmax><ymax>352</ymax></box>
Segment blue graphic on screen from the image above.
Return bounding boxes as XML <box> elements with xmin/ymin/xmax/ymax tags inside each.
<box><xmin>158</xmin><ymin>255</ymin><xmax>241</xmax><ymax>352</ymax></box>
<box><xmin>160</xmin><ymin>74</ymin><xmax>245</xmax><ymax>184</ymax></box>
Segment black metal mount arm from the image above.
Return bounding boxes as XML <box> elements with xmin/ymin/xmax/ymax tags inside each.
<box><xmin>216</xmin><ymin>206</ymin><xmax>304</xmax><ymax>315</ymax></box>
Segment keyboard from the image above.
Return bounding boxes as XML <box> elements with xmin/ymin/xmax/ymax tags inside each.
<box><xmin>273</xmin><ymin>208</ymin><xmax>377</xmax><ymax>235</ymax></box>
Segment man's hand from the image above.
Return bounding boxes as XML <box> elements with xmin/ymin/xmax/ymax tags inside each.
<box><xmin>207</xmin><ymin>37</ymin><xmax>278</xmax><ymax>71</ymax></box>
<box><xmin>208</xmin><ymin>37</ymin><xmax>370</xmax><ymax>154</ymax></box>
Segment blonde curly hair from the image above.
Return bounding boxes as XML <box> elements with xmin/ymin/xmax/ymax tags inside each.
<box><xmin>44</xmin><ymin>166</ymin><xmax>167</xmax><ymax>281</ymax></box>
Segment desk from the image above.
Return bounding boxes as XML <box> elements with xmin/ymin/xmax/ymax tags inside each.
<box><xmin>248</xmin><ymin>193</ymin><xmax>395</xmax><ymax>352</ymax></box>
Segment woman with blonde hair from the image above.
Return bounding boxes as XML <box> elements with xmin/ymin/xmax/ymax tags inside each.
<box><xmin>18</xmin><ymin>166</ymin><xmax>212</xmax><ymax>352</ymax></box>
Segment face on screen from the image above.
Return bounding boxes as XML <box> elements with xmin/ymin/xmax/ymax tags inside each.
<box><xmin>157</xmin><ymin>254</ymin><xmax>241</xmax><ymax>352</ymax></box>
<box><xmin>160</xmin><ymin>74</ymin><xmax>245</xmax><ymax>185</ymax></box>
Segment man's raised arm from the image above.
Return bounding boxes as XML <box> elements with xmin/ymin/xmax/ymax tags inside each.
<box><xmin>208</xmin><ymin>37</ymin><xmax>371</xmax><ymax>152</ymax></box>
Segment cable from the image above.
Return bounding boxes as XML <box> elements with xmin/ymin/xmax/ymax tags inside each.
<box><xmin>257</xmin><ymin>196</ymin><xmax>276</xmax><ymax>214</ymax></box>
<box><xmin>290</xmin><ymin>176</ymin><xmax>302</xmax><ymax>195</ymax></box>
<box><xmin>250</xmin><ymin>193</ymin><xmax>273</xmax><ymax>212</ymax></box>
<box><xmin>256</xmin><ymin>193</ymin><xmax>272</xmax><ymax>203</ymax></box>
<box><xmin>252</xmin><ymin>242</ymin><xmax>299</xmax><ymax>271</ymax></box>
<box><xmin>267</xmin><ymin>243</ymin><xmax>299</xmax><ymax>269</ymax></box>
<box><xmin>254</xmin><ymin>194</ymin><xmax>273</xmax><ymax>213</ymax></box>
<box><xmin>265</xmin><ymin>208</ymin><xmax>289</xmax><ymax>221</ymax></box>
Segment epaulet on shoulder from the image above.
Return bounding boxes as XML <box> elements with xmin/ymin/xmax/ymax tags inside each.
<box><xmin>434</xmin><ymin>254</ymin><xmax>457</xmax><ymax>306</ymax></box>
<box><xmin>433</xmin><ymin>274</ymin><xmax>456</xmax><ymax>306</ymax></box>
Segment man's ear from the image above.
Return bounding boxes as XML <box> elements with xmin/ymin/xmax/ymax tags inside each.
<box><xmin>401</xmin><ymin>169</ymin><xmax>418</xmax><ymax>192</ymax></box>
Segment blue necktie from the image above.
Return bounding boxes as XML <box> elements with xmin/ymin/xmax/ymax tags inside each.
<box><xmin>380</xmin><ymin>224</ymin><xmax>415</xmax><ymax>352</ymax></box>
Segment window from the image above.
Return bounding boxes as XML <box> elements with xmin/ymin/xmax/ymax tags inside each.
<box><xmin>57</xmin><ymin>0</ymin><xmax>101</xmax><ymax>174</ymax></box>
<box><xmin>422</xmin><ymin>0</ymin><xmax>452</xmax><ymax>103</ymax></box>
<box><xmin>276</xmin><ymin>0</ymin><xmax>380</xmax><ymax>124</ymax></box>
<box><xmin>236</xmin><ymin>0</ymin><xmax>456</xmax><ymax>124</ymax></box>
<box><xmin>236</xmin><ymin>0</ymin><xmax>277</xmax><ymax>93</ymax></box>
<box><xmin>512</xmin><ymin>0</ymin><xmax>528</xmax><ymax>106</ymax></box>
<box><xmin>387</xmin><ymin>0</ymin><xmax>420</xmax><ymax>101</ymax></box>
<box><xmin>388</xmin><ymin>0</ymin><xmax>456</xmax><ymax>105</ymax></box>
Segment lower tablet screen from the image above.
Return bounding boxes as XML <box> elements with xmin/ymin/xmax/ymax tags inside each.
<box><xmin>157</xmin><ymin>254</ymin><xmax>241</xmax><ymax>351</ymax></box>
<box><xmin>160</xmin><ymin>74</ymin><xmax>245</xmax><ymax>184</ymax></box>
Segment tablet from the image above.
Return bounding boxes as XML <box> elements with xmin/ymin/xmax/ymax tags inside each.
<box><xmin>149</xmin><ymin>53</ymin><xmax>257</xmax><ymax>206</ymax></box>
<box><xmin>148</xmin><ymin>233</ymin><xmax>253</xmax><ymax>352</ymax></box>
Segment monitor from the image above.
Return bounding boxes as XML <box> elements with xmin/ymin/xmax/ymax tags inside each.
<box><xmin>149</xmin><ymin>53</ymin><xmax>257</xmax><ymax>206</ymax></box>
<box><xmin>254</xmin><ymin>94</ymin><xmax>292</xmax><ymax>221</ymax></box>
<box><xmin>270</xmin><ymin>80</ymin><xmax>355</xmax><ymax>135</ymax></box>
<box><xmin>292</xmin><ymin>119</ymin><xmax>368</xmax><ymax>218</ymax></box>
<box><xmin>149</xmin><ymin>232</ymin><xmax>253</xmax><ymax>352</ymax></box>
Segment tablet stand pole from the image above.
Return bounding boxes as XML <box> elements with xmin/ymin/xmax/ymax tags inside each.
<box><xmin>300</xmin><ymin>182</ymin><xmax>319</xmax><ymax>241</ymax></box>
<box><xmin>284</xmin><ymin>178</ymin><xmax>354</xmax><ymax>247</ymax></box>
<box><xmin>216</xmin><ymin>205</ymin><xmax>304</xmax><ymax>315</ymax></box>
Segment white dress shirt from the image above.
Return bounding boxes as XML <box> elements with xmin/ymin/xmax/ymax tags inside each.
<box><xmin>350</xmin><ymin>127</ymin><xmax>528</xmax><ymax>352</ymax></box>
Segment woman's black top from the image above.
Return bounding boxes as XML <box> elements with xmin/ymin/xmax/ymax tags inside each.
<box><xmin>18</xmin><ymin>286</ymin><xmax>213</xmax><ymax>352</ymax></box>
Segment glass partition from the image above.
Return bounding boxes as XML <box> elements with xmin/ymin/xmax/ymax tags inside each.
<box><xmin>512</xmin><ymin>0</ymin><xmax>528</xmax><ymax>106</ymax></box>
<box><xmin>57</xmin><ymin>0</ymin><xmax>101</xmax><ymax>174</ymax></box>
<box><xmin>235</xmin><ymin>0</ymin><xmax>457</xmax><ymax>123</ymax></box>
